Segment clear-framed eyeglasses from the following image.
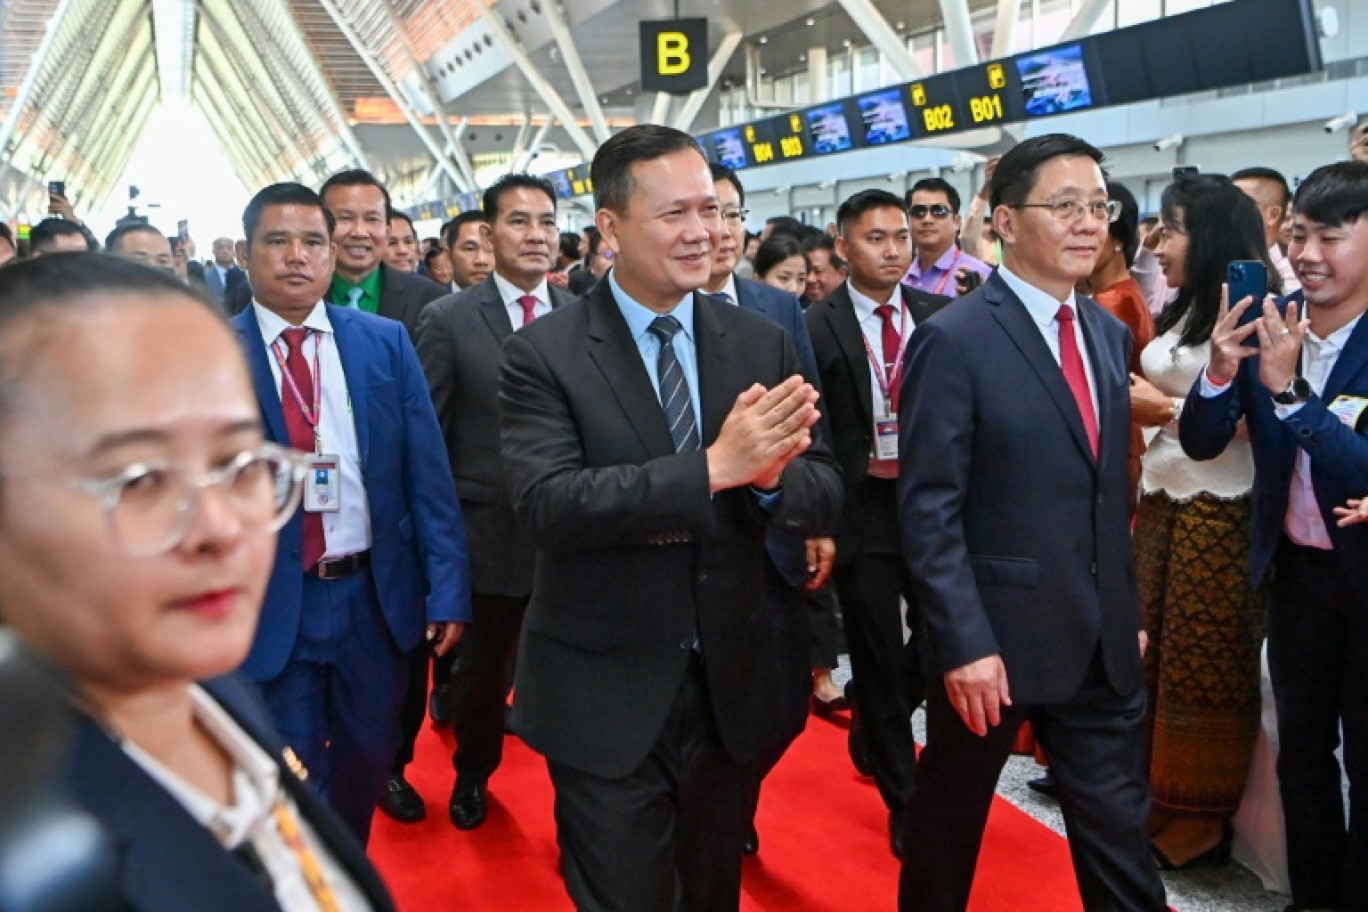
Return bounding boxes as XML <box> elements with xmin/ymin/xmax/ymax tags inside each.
<box><xmin>1013</xmin><ymin>199</ymin><xmax>1122</xmax><ymax>224</ymax></box>
<box><xmin>1</xmin><ymin>442</ymin><xmax>310</xmax><ymax>558</ymax></box>
<box><xmin>721</xmin><ymin>207</ymin><xmax>751</xmax><ymax>224</ymax></box>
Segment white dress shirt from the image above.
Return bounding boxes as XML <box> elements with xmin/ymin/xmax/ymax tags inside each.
<box><xmin>493</xmin><ymin>271</ymin><xmax>553</xmax><ymax>329</ymax></box>
<box><xmin>253</xmin><ymin>300</ymin><xmax>372</xmax><ymax>557</ymax></box>
<box><xmin>848</xmin><ymin>280</ymin><xmax>913</xmax><ymax>478</ymax></box>
<box><xmin>712</xmin><ymin>273</ymin><xmax>740</xmax><ymax>305</ymax></box>
<box><xmin>997</xmin><ymin>264</ymin><xmax>1100</xmax><ymax>421</ymax></box>
<box><xmin>122</xmin><ymin>686</ymin><xmax>372</xmax><ymax>912</ymax></box>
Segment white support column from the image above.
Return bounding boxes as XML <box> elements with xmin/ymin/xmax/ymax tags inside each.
<box><xmin>542</xmin><ymin>0</ymin><xmax>610</xmax><ymax>144</ymax></box>
<box><xmin>938</xmin><ymin>0</ymin><xmax>979</xmax><ymax>69</ymax></box>
<box><xmin>478</xmin><ymin>1</ymin><xmax>597</xmax><ymax>159</ymax></box>
<box><xmin>1060</xmin><ymin>0</ymin><xmax>1110</xmax><ymax>40</ymax></box>
<box><xmin>990</xmin><ymin>0</ymin><xmax>1019</xmax><ymax>58</ymax></box>
<box><xmin>509</xmin><ymin>116</ymin><xmax>533</xmax><ymax>168</ymax></box>
<box><xmin>808</xmin><ymin>47</ymin><xmax>828</xmax><ymax>104</ymax></box>
<box><xmin>650</xmin><ymin>93</ymin><xmax>672</xmax><ymax>126</ymax></box>
<box><xmin>315</xmin><ymin>0</ymin><xmax>469</xmax><ymax>191</ymax></box>
<box><xmin>834</xmin><ymin>0</ymin><xmax>926</xmax><ymax>81</ymax></box>
<box><xmin>514</xmin><ymin>119</ymin><xmax>554</xmax><ymax>172</ymax></box>
<box><xmin>447</xmin><ymin>120</ymin><xmax>480</xmax><ymax>191</ymax></box>
<box><xmin>671</xmin><ymin>31</ymin><xmax>744</xmax><ymax>134</ymax></box>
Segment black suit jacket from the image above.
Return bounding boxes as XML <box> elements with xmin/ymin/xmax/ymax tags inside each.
<box><xmin>896</xmin><ymin>271</ymin><xmax>1143</xmax><ymax>703</ymax></box>
<box><xmin>416</xmin><ymin>276</ymin><xmax>576</xmax><ymax>598</ymax></box>
<box><xmin>806</xmin><ymin>281</ymin><xmax>951</xmax><ymax>559</ymax></box>
<box><xmin>499</xmin><ymin>279</ymin><xmax>842</xmax><ymax>778</ymax></box>
<box><xmin>68</xmin><ymin>675</ymin><xmax>395</xmax><ymax>912</ymax></box>
<box><xmin>225</xmin><ymin>264</ymin><xmax>443</xmax><ymax>338</ymax></box>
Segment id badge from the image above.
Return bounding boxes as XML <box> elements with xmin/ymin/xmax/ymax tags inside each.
<box><xmin>874</xmin><ymin>418</ymin><xmax>899</xmax><ymax>461</ymax></box>
<box><xmin>305</xmin><ymin>456</ymin><xmax>341</xmax><ymax>513</ymax></box>
<box><xmin>1328</xmin><ymin>395</ymin><xmax>1368</xmax><ymax>431</ymax></box>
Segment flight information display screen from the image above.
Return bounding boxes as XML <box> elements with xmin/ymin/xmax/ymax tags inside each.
<box><xmin>857</xmin><ymin>88</ymin><xmax>912</xmax><ymax>145</ymax></box>
<box><xmin>805</xmin><ymin>102</ymin><xmax>856</xmax><ymax>154</ymax></box>
<box><xmin>1015</xmin><ymin>44</ymin><xmax>1095</xmax><ymax>117</ymax></box>
<box><xmin>710</xmin><ymin>127</ymin><xmax>751</xmax><ymax>170</ymax></box>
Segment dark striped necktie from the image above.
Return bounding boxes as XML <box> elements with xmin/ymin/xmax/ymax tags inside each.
<box><xmin>647</xmin><ymin>316</ymin><xmax>701</xmax><ymax>452</ymax></box>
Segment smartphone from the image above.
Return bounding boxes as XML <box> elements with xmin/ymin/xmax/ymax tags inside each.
<box><xmin>48</xmin><ymin>180</ymin><xmax>65</xmax><ymax>198</ymax></box>
<box><xmin>1172</xmin><ymin>166</ymin><xmax>1199</xmax><ymax>179</ymax></box>
<box><xmin>958</xmin><ymin>269</ymin><xmax>983</xmax><ymax>294</ymax></box>
<box><xmin>1228</xmin><ymin>260</ymin><xmax>1267</xmax><ymax>347</ymax></box>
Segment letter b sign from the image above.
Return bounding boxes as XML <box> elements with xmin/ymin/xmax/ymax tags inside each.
<box><xmin>641</xmin><ymin>19</ymin><xmax>707</xmax><ymax>94</ymax></box>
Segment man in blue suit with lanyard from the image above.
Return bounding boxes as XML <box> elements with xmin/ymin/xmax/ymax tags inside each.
<box><xmin>231</xmin><ymin>182</ymin><xmax>471</xmax><ymax>845</ymax></box>
<box><xmin>1182</xmin><ymin>160</ymin><xmax>1368</xmax><ymax>912</ymax></box>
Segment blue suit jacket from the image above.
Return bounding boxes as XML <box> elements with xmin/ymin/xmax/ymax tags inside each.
<box><xmin>730</xmin><ymin>277</ymin><xmax>825</xmax><ymax>587</ymax></box>
<box><xmin>232</xmin><ymin>304</ymin><xmax>472</xmax><ymax>682</ymax></box>
<box><xmin>1179</xmin><ymin>297</ymin><xmax>1368</xmax><ymax>605</ymax></box>
<box><xmin>69</xmin><ymin>675</ymin><xmax>395</xmax><ymax>912</ymax></box>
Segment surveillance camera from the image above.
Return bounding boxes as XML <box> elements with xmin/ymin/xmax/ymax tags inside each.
<box><xmin>1324</xmin><ymin>112</ymin><xmax>1357</xmax><ymax>134</ymax></box>
<box><xmin>1153</xmin><ymin>134</ymin><xmax>1183</xmax><ymax>152</ymax></box>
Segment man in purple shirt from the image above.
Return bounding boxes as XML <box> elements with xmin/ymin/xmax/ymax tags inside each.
<box><xmin>902</xmin><ymin>177</ymin><xmax>992</xmax><ymax>297</ymax></box>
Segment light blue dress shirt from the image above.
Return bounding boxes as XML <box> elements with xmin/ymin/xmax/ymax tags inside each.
<box><xmin>609</xmin><ymin>269</ymin><xmax>702</xmax><ymax>434</ymax></box>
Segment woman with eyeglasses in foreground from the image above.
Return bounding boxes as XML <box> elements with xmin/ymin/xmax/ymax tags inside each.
<box><xmin>0</xmin><ymin>254</ymin><xmax>393</xmax><ymax>911</ymax></box>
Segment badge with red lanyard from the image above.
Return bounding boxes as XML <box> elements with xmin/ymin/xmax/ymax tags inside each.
<box><xmin>271</xmin><ymin>331</ymin><xmax>341</xmax><ymax>513</ymax></box>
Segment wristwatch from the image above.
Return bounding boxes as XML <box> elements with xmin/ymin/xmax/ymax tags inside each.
<box><xmin>1272</xmin><ymin>377</ymin><xmax>1313</xmax><ymax>405</ymax></box>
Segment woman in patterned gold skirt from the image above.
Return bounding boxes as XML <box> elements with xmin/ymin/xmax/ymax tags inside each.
<box><xmin>1128</xmin><ymin>174</ymin><xmax>1275</xmax><ymax>869</ymax></box>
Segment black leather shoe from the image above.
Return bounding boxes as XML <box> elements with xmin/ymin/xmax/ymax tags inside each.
<box><xmin>743</xmin><ymin>823</ymin><xmax>759</xmax><ymax>856</ymax></box>
<box><xmin>1026</xmin><ymin>770</ymin><xmax>1058</xmax><ymax>800</ymax></box>
<box><xmin>448</xmin><ymin>778</ymin><xmax>488</xmax><ymax>830</ymax></box>
<box><xmin>846</xmin><ymin>682</ymin><xmax>874</xmax><ymax>777</ymax></box>
<box><xmin>379</xmin><ymin>774</ymin><xmax>426</xmax><ymax>823</ymax></box>
<box><xmin>429</xmin><ymin>684</ymin><xmax>453</xmax><ymax>729</ymax></box>
<box><xmin>889</xmin><ymin>810</ymin><xmax>906</xmax><ymax>861</ymax></box>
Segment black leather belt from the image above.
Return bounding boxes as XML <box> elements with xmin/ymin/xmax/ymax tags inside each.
<box><xmin>314</xmin><ymin>550</ymin><xmax>371</xmax><ymax>580</ymax></box>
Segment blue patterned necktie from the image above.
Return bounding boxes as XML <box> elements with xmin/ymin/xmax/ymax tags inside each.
<box><xmin>647</xmin><ymin>315</ymin><xmax>701</xmax><ymax>453</ymax></box>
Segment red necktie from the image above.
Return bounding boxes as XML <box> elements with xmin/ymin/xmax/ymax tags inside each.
<box><xmin>874</xmin><ymin>304</ymin><xmax>903</xmax><ymax>410</ymax></box>
<box><xmin>1055</xmin><ymin>305</ymin><xmax>1099</xmax><ymax>459</ymax></box>
<box><xmin>280</xmin><ymin>328</ymin><xmax>326</xmax><ymax>569</ymax></box>
<box><xmin>517</xmin><ymin>294</ymin><xmax>538</xmax><ymax>327</ymax></box>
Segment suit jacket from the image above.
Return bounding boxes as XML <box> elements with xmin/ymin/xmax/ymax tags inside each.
<box><xmin>69</xmin><ymin>675</ymin><xmax>395</xmax><ymax>912</ymax></box>
<box><xmin>499</xmin><ymin>280</ymin><xmax>843</xmax><ymax>778</ymax></box>
<box><xmin>232</xmin><ymin>304</ymin><xmax>472</xmax><ymax>682</ymax></box>
<box><xmin>205</xmin><ymin>264</ymin><xmax>246</xmax><ymax>304</ymax></box>
<box><xmin>806</xmin><ymin>281</ymin><xmax>952</xmax><ymax>559</ymax></box>
<box><xmin>415</xmin><ymin>275</ymin><xmax>576</xmax><ymax>598</ymax></box>
<box><xmin>225</xmin><ymin>264</ymin><xmax>443</xmax><ymax>337</ymax></box>
<box><xmin>897</xmin><ymin>271</ymin><xmax>1143</xmax><ymax>703</ymax></box>
<box><xmin>1180</xmin><ymin>297</ymin><xmax>1368</xmax><ymax>606</ymax></box>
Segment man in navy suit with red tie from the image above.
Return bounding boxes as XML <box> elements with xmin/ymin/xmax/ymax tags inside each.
<box><xmin>897</xmin><ymin>135</ymin><xmax>1167</xmax><ymax>911</ymax></box>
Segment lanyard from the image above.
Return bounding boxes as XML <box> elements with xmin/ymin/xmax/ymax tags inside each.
<box><xmin>931</xmin><ymin>249</ymin><xmax>962</xmax><ymax>297</ymax></box>
<box><xmin>272</xmin><ymin>796</ymin><xmax>341</xmax><ymax>912</ymax></box>
<box><xmin>862</xmin><ymin>302</ymin><xmax>908</xmax><ymax>415</ymax></box>
<box><xmin>270</xmin><ymin>331</ymin><xmax>323</xmax><ymax>441</ymax></box>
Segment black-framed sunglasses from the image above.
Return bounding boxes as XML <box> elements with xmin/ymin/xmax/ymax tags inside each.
<box><xmin>908</xmin><ymin>204</ymin><xmax>953</xmax><ymax>220</ymax></box>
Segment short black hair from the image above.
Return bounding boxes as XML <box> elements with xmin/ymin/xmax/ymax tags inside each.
<box><xmin>319</xmin><ymin>169</ymin><xmax>392</xmax><ymax>214</ymax></box>
<box><xmin>584</xmin><ymin>225</ymin><xmax>604</xmax><ymax>261</ymax></box>
<box><xmin>559</xmin><ymin>231</ymin><xmax>581</xmax><ymax>261</ymax></box>
<box><xmin>104</xmin><ymin>223</ymin><xmax>167</xmax><ymax>255</ymax></box>
<box><xmin>753</xmin><ymin>234</ymin><xmax>806</xmax><ymax>280</ymax></box>
<box><xmin>1156</xmin><ymin>174</ymin><xmax>1272</xmax><ymax>348</ymax></box>
<box><xmin>765</xmin><ymin>215</ymin><xmax>807</xmax><ymax>240</ymax></box>
<box><xmin>1232</xmin><ymin>166</ymin><xmax>1293</xmax><ymax>210</ymax></box>
<box><xmin>388</xmin><ymin>209</ymin><xmax>414</xmax><ymax>232</ymax></box>
<box><xmin>441</xmin><ymin>210</ymin><xmax>487</xmax><ymax>250</ymax></box>
<box><xmin>709</xmin><ymin>163</ymin><xmax>746</xmax><ymax>208</ymax></box>
<box><xmin>907</xmin><ymin>177</ymin><xmax>961</xmax><ymax>214</ymax></box>
<box><xmin>802</xmin><ymin>233</ymin><xmax>845</xmax><ymax>271</ymax></box>
<box><xmin>243</xmin><ymin>183</ymin><xmax>336</xmax><ymax>247</ymax></box>
<box><xmin>28</xmin><ymin>219</ymin><xmax>91</xmax><ymax>254</ymax></box>
<box><xmin>592</xmin><ymin>124</ymin><xmax>705</xmax><ymax>214</ymax></box>
<box><xmin>424</xmin><ymin>248</ymin><xmax>448</xmax><ymax>269</ymax></box>
<box><xmin>482</xmin><ymin>173</ymin><xmax>557</xmax><ymax>221</ymax></box>
<box><xmin>1106</xmin><ymin>181</ymin><xmax>1141</xmax><ymax>268</ymax></box>
<box><xmin>989</xmin><ymin>134</ymin><xmax>1106</xmax><ymax>210</ymax></box>
<box><xmin>0</xmin><ymin>254</ymin><xmax>212</xmax><ymax>424</ymax></box>
<box><xmin>836</xmin><ymin>189</ymin><xmax>907</xmax><ymax>235</ymax></box>
<box><xmin>1293</xmin><ymin>161</ymin><xmax>1368</xmax><ymax>228</ymax></box>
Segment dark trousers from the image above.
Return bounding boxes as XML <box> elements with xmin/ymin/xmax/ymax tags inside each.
<box><xmin>1269</xmin><ymin>539</ymin><xmax>1368</xmax><ymax>911</ymax></box>
<box><xmin>900</xmin><ymin>648</ymin><xmax>1167</xmax><ymax>912</ymax></box>
<box><xmin>548</xmin><ymin>659</ymin><xmax>753</xmax><ymax>912</ymax></box>
<box><xmin>450</xmin><ymin>592</ymin><xmax>529</xmax><ymax>783</ymax></box>
<box><xmin>834</xmin><ymin>550</ymin><xmax>922</xmax><ymax>816</ymax></box>
<box><xmin>258</xmin><ymin>567</ymin><xmax>406</xmax><ymax>846</ymax></box>
<box><xmin>392</xmin><ymin>644</ymin><xmax>455</xmax><ymax>773</ymax></box>
<box><xmin>805</xmin><ymin>582</ymin><xmax>842</xmax><ymax>669</ymax></box>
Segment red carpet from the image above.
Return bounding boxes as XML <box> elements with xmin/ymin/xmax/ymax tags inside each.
<box><xmin>368</xmin><ymin>713</ymin><xmax>1085</xmax><ymax>910</ymax></box>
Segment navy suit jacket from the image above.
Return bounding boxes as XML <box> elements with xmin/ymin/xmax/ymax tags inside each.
<box><xmin>232</xmin><ymin>304</ymin><xmax>472</xmax><ymax>682</ymax></box>
<box><xmin>69</xmin><ymin>675</ymin><xmax>395</xmax><ymax>912</ymax></box>
<box><xmin>1180</xmin><ymin>297</ymin><xmax>1368</xmax><ymax>606</ymax></box>
<box><xmin>730</xmin><ymin>276</ymin><xmax>826</xmax><ymax>587</ymax></box>
<box><xmin>897</xmin><ymin>272</ymin><xmax>1144</xmax><ymax>703</ymax></box>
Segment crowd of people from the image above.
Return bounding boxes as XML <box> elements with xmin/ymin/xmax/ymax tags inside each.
<box><xmin>2</xmin><ymin>120</ymin><xmax>1368</xmax><ymax>912</ymax></box>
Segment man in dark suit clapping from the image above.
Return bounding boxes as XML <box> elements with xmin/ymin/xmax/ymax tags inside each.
<box><xmin>896</xmin><ymin>135</ymin><xmax>1167</xmax><ymax>911</ymax></box>
<box><xmin>412</xmin><ymin>172</ymin><xmax>575</xmax><ymax>831</ymax></box>
<box><xmin>499</xmin><ymin>124</ymin><xmax>842</xmax><ymax>910</ymax></box>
